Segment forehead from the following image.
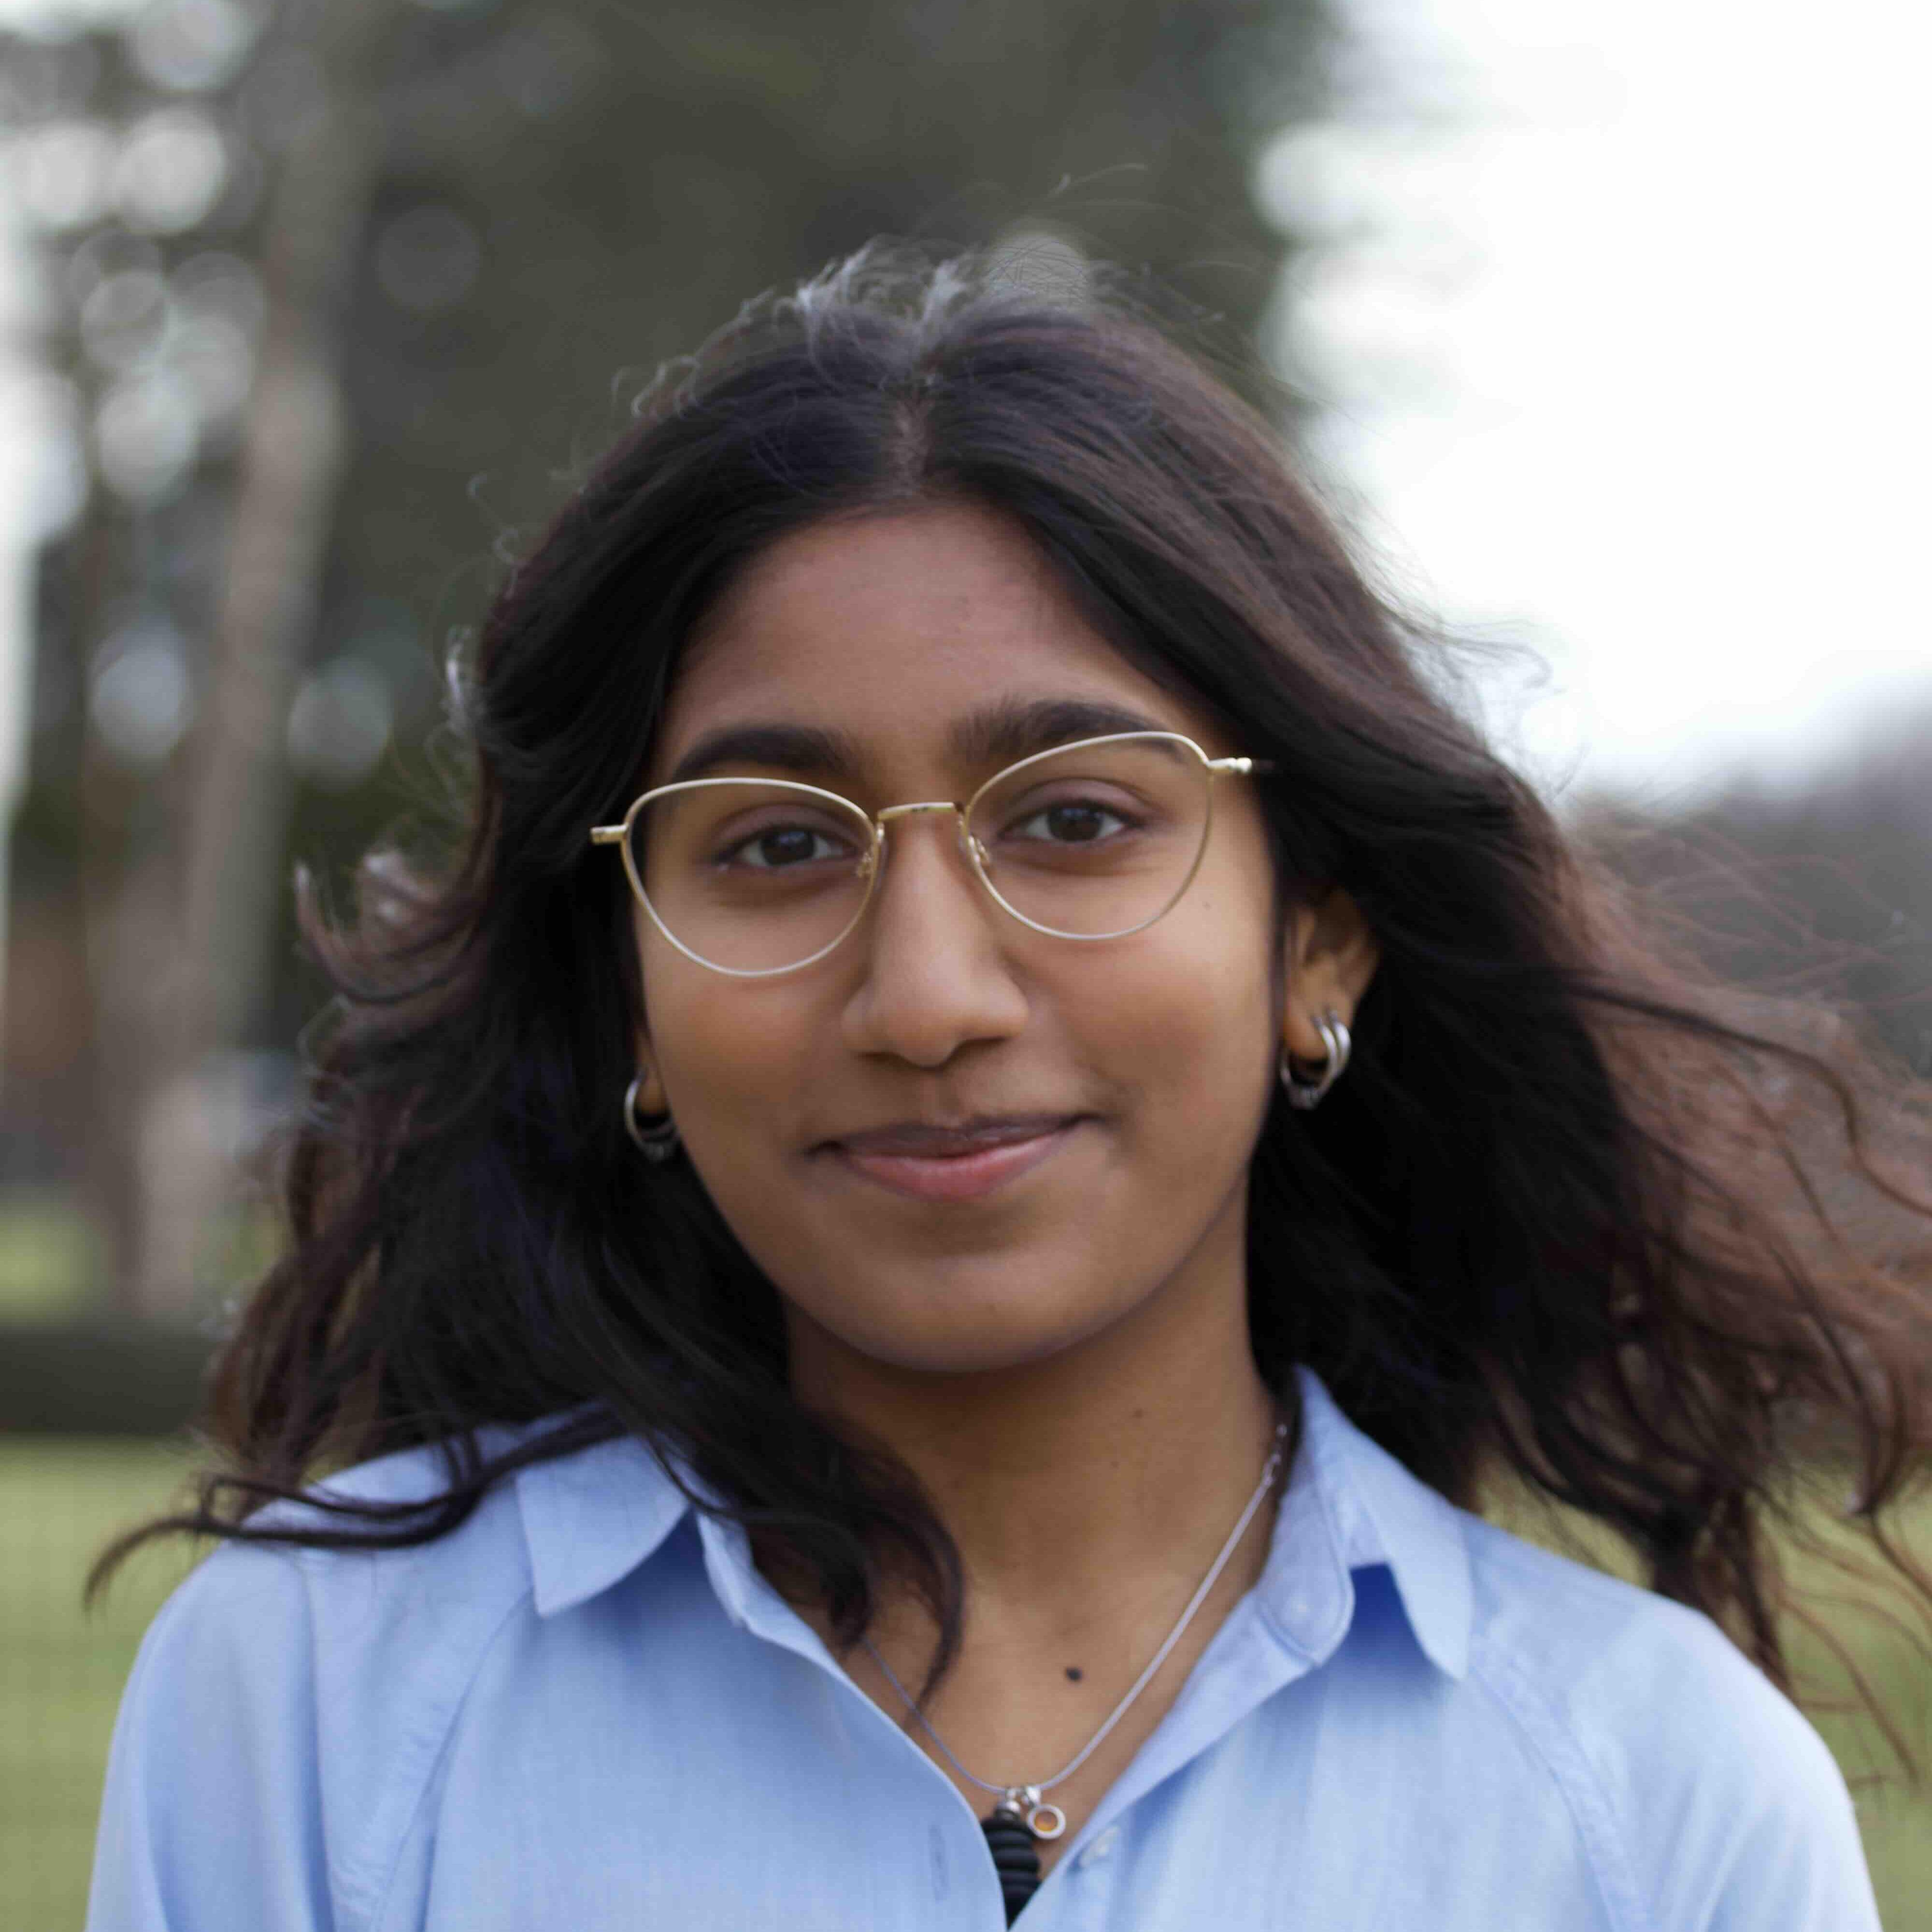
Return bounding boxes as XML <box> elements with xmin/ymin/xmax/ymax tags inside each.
<box><xmin>649</xmin><ymin>504</ymin><xmax>1212</xmax><ymax>787</ymax></box>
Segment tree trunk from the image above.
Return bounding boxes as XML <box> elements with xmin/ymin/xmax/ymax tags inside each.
<box><xmin>132</xmin><ymin>0</ymin><xmax>392</xmax><ymax>1315</ymax></box>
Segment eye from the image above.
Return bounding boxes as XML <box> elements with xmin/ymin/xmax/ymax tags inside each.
<box><xmin>1005</xmin><ymin>800</ymin><xmax>1133</xmax><ymax>845</ymax></box>
<box><xmin>723</xmin><ymin>824</ymin><xmax>856</xmax><ymax>870</ymax></box>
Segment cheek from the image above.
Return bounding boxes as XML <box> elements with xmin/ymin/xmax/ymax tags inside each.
<box><xmin>632</xmin><ymin>917</ymin><xmax>813</xmax><ymax>1129</ymax></box>
<box><xmin>1102</xmin><ymin>898</ymin><xmax>1277</xmax><ymax>1145</ymax></box>
<box><xmin>1047</xmin><ymin>830</ymin><xmax>1278</xmax><ymax>1193</ymax></box>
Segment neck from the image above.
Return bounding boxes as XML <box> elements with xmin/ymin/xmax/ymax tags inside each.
<box><xmin>782</xmin><ymin>1248</ymin><xmax>1281</xmax><ymax>1626</ymax></box>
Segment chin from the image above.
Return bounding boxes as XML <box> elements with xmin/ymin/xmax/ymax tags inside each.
<box><xmin>851</xmin><ymin>1328</ymin><xmax>1085</xmax><ymax>1378</ymax></box>
<box><xmin>800</xmin><ymin>1269</ymin><xmax>1141</xmax><ymax>1379</ymax></box>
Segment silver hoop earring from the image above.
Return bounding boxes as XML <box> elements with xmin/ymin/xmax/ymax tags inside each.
<box><xmin>1281</xmin><ymin>1010</ymin><xmax>1351</xmax><ymax>1111</ymax></box>
<box><xmin>623</xmin><ymin>1074</ymin><xmax>682</xmax><ymax>1163</ymax></box>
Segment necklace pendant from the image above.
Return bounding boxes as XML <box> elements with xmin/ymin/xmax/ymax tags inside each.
<box><xmin>982</xmin><ymin>1792</ymin><xmax>1043</xmax><ymax>1924</ymax></box>
<box><xmin>1023</xmin><ymin>1799</ymin><xmax>1067</xmax><ymax>1839</ymax></box>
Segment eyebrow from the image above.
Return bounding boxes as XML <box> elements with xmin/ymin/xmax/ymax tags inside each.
<box><xmin>663</xmin><ymin>697</ymin><xmax>1173</xmax><ymax>790</ymax></box>
<box><xmin>950</xmin><ymin>697</ymin><xmax>1172</xmax><ymax>771</ymax></box>
<box><xmin>664</xmin><ymin>722</ymin><xmax>861</xmax><ymax>787</ymax></box>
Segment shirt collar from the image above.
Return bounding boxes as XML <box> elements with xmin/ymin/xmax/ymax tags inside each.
<box><xmin>513</xmin><ymin>1367</ymin><xmax>1472</xmax><ymax>1679</ymax></box>
<box><xmin>515</xmin><ymin>1428</ymin><xmax>693</xmax><ymax>1617</ymax></box>
<box><xmin>1269</xmin><ymin>1366</ymin><xmax>1473</xmax><ymax>1679</ymax></box>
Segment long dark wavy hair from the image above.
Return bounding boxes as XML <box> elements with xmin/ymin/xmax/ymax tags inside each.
<box><xmin>101</xmin><ymin>246</ymin><xmax>1932</xmax><ymax>1736</ymax></box>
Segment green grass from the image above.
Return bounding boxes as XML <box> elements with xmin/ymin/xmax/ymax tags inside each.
<box><xmin>0</xmin><ymin>1441</ymin><xmax>198</xmax><ymax>1932</ymax></box>
<box><xmin>1769</xmin><ymin>1500</ymin><xmax>1932</xmax><ymax>1922</ymax></box>
<box><xmin>0</xmin><ymin>1187</ymin><xmax>282</xmax><ymax>1329</ymax></box>
<box><xmin>0</xmin><ymin>1193</ymin><xmax>103</xmax><ymax>1324</ymax></box>
<box><xmin>2</xmin><ymin>1443</ymin><xmax>1927</xmax><ymax>1931</ymax></box>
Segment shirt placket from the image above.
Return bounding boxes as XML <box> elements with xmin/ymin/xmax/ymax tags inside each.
<box><xmin>692</xmin><ymin>1456</ymin><xmax>1356</xmax><ymax>1931</ymax></box>
<box><xmin>693</xmin><ymin>1510</ymin><xmax>1027</xmax><ymax>1928</ymax></box>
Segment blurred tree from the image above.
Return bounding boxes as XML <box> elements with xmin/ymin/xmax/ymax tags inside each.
<box><xmin>1577</xmin><ymin>709</ymin><xmax>1932</xmax><ymax>1082</ymax></box>
<box><xmin>1575</xmin><ymin>717</ymin><xmax>1932</xmax><ymax>1319</ymax></box>
<box><xmin>1</xmin><ymin>0</ymin><xmax>1333</xmax><ymax>1313</ymax></box>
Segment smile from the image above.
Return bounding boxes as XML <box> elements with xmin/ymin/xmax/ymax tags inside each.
<box><xmin>822</xmin><ymin>1116</ymin><xmax>1085</xmax><ymax>1203</ymax></box>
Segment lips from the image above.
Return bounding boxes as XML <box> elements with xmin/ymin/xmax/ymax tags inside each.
<box><xmin>822</xmin><ymin>1115</ymin><xmax>1084</xmax><ymax>1202</ymax></box>
<box><xmin>832</xmin><ymin>1115</ymin><xmax>1074</xmax><ymax>1157</ymax></box>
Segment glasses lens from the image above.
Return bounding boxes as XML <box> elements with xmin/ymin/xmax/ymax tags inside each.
<box><xmin>630</xmin><ymin>780</ymin><xmax>875</xmax><ymax>973</ymax></box>
<box><xmin>967</xmin><ymin>735</ymin><xmax>1211</xmax><ymax>939</ymax></box>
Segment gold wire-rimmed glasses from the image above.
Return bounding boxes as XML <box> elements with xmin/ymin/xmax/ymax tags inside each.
<box><xmin>589</xmin><ymin>730</ymin><xmax>1272</xmax><ymax>979</ymax></box>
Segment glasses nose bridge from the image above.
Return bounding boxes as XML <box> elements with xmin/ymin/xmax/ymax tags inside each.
<box><xmin>873</xmin><ymin>798</ymin><xmax>964</xmax><ymax>829</ymax></box>
<box><xmin>864</xmin><ymin>797</ymin><xmax>992</xmax><ymax>889</ymax></box>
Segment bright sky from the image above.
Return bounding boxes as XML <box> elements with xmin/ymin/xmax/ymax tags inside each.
<box><xmin>1259</xmin><ymin>0</ymin><xmax>1932</xmax><ymax>805</ymax></box>
<box><xmin>2</xmin><ymin>0</ymin><xmax>1929</xmax><ymax>818</ymax></box>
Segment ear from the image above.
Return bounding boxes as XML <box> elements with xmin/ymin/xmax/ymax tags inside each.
<box><xmin>1280</xmin><ymin>888</ymin><xmax>1380</xmax><ymax>1064</ymax></box>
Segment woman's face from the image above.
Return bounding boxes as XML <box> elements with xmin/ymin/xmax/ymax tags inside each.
<box><xmin>632</xmin><ymin>504</ymin><xmax>1293</xmax><ymax>1379</ymax></box>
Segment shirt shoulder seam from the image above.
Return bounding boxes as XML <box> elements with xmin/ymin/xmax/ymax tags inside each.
<box><xmin>345</xmin><ymin>1580</ymin><xmax>539</xmax><ymax>1932</ymax></box>
<box><xmin>1466</xmin><ymin>1628</ymin><xmax>1657</xmax><ymax>1932</ymax></box>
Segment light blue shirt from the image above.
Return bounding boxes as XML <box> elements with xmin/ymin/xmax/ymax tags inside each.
<box><xmin>89</xmin><ymin>1371</ymin><xmax>1879</xmax><ymax>1931</ymax></box>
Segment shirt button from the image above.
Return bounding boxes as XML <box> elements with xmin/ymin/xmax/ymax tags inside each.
<box><xmin>1078</xmin><ymin>1826</ymin><xmax>1119</xmax><ymax>1868</ymax></box>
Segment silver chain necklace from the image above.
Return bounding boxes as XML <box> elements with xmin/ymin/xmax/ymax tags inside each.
<box><xmin>861</xmin><ymin>1418</ymin><xmax>1288</xmax><ymax>1881</ymax></box>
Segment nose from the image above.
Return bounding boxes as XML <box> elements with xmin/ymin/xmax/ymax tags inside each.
<box><xmin>840</xmin><ymin>811</ymin><xmax>1029</xmax><ymax>1068</ymax></box>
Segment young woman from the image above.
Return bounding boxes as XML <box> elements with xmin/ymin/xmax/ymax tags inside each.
<box><xmin>90</xmin><ymin>250</ymin><xmax>1929</xmax><ymax>1931</ymax></box>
